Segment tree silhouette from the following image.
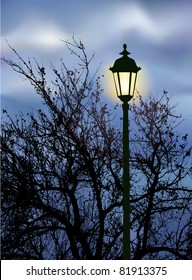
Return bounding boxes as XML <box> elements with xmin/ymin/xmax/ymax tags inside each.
<box><xmin>1</xmin><ymin>39</ymin><xmax>192</xmax><ymax>259</ymax></box>
<box><xmin>130</xmin><ymin>93</ymin><xmax>192</xmax><ymax>259</ymax></box>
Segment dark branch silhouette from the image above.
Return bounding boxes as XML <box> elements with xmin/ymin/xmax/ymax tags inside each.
<box><xmin>1</xmin><ymin>38</ymin><xmax>192</xmax><ymax>259</ymax></box>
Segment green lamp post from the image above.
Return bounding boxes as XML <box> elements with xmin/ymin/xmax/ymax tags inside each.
<box><xmin>110</xmin><ymin>44</ymin><xmax>141</xmax><ymax>260</ymax></box>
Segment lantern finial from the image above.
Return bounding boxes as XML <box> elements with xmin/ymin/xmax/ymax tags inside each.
<box><xmin>120</xmin><ymin>44</ymin><xmax>131</xmax><ymax>56</ymax></box>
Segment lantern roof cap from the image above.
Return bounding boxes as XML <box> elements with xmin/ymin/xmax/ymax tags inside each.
<box><xmin>110</xmin><ymin>44</ymin><xmax>141</xmax><ymax>73</ymax></box>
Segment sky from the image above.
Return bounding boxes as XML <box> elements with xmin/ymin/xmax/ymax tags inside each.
<box><xmin>1</xmin><ymin>0</ymin><xmax>192</xmax><ymax>135</ymax></box>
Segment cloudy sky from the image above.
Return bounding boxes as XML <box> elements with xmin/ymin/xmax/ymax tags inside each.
<box><xmin>1</xmin><ymin>0</ymin><xmax>192</xmax><ymax>134</ymax></box>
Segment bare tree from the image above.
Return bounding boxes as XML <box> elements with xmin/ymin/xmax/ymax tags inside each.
<box><xmin>130</xmin><ymin>92</ymin><xmax>192</xmax><ymax>259</ymax></box>
<box><xmin>1</xmin><ymin>39</ymin><xmax>191</xmax><ymax>259</ymax></box>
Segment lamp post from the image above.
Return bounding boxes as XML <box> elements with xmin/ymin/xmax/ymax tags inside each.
<box><xmin>110</xmin><ymin>44</ymin><xmax>141</xmax><ymax>260</ymax></box>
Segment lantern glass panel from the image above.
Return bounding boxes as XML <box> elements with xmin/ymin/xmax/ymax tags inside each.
<box><xmin>129</xmin><ymin>72</ymin><xmax>137</xmax><ymax>97</ymax></box>
<box><xmin>120</xmin><ymin>72</ymin><xmax>130</xmax><ymax>96</ymax></box>
<box><xmin>113</xmin><ymin>72</ymin><xmax>121</xmax><ymax>97</ymax></box>
<box><xmin>113</xmin><ymin>72</ymin><xmax>129</xmax><ymax>97</ymax></box>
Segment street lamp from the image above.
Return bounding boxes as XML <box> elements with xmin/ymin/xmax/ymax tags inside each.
<box><xmin>110</xmin><ymin>44</ymin><xmax>141</xmax><ymax>260</ymax></box>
